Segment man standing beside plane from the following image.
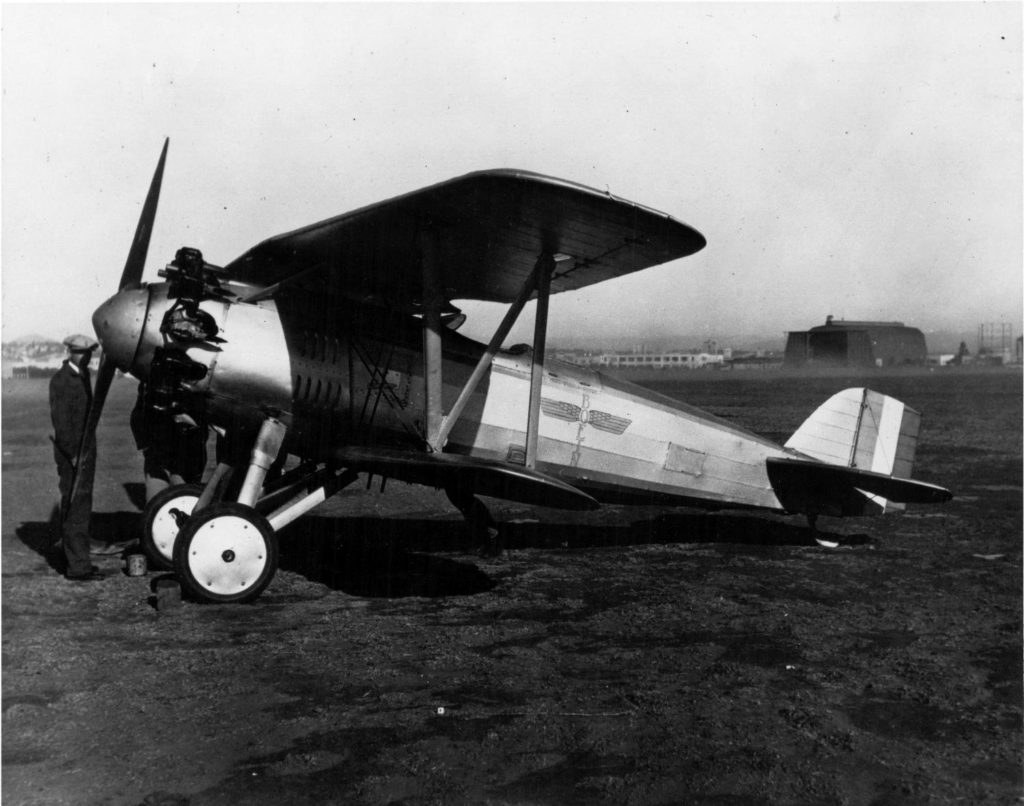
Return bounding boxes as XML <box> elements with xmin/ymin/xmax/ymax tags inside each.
<box><xmin>49</xmin><ymin>334</ymin><xmax>103</xmax><ymax>581</ymax></box>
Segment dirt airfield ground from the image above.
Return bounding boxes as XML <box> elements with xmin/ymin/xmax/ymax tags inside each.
<box><xmin>2</xmin><ymin>368</ymin><xmax>1021</xmax><ymax>806</ymax></box>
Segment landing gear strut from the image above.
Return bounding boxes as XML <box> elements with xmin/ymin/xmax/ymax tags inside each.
<box><xmin>173</xmin><ymin>419</ymin><xmax>288</xmax><ymax>602</ymax></box>
<box><xmin>171</xmin><ymin>417</ymin><xmax>362</xmax><ymax>603</ymax></box>
<box><xmin>447</xmin><ymin>488</ymin><xmax>502</xmax><ymax>557</ymax></box>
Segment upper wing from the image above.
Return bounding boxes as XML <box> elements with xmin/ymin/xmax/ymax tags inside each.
<box><xmin>225</xmin><ymin>169</ymin><xmax>705</xmax><ymax>305</ymax></box>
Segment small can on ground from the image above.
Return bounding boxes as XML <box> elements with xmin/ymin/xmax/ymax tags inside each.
<box><xmin>127</xmin><ymin>554</ymin><xmax>148</xmax><ymax>576</ymax></box>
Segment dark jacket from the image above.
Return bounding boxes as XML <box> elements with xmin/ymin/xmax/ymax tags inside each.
<box><xmin>49</xmin><ymin>360</ymin><xmax>93</xmax><ymax>464</ymax></box>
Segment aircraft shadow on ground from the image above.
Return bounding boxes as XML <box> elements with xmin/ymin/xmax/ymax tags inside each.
<box><xmin>277</xmin><ymin>510</ymin><xmax>869</xmax><ymax>599</ymax></box>
<box><xmin>15</xmin><ymin>506</ymin><xmax>867</xmax><ymax>599</ymax></box>
<box><xmin>277</xmin><ymin>518</ymin><xmax>495</xmax><ymax>599</ymax></box>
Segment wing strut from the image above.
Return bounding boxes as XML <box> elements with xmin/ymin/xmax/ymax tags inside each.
<box><xmin>421</xmin><ymin>232</ymin><xmax>444</xmax><ymax>450</ymax></box>
<box><xmin>423</xmin><ymin>248</ymin><xmax>557</xmax><ymax>465</ymax></box>
<box><xmin>525</xmin><ymin>255</ymin><xmax>554</xmax><ymax>469</ymax></box>
<box><xmin>436</xmin><ymin>259</ymin><xmax>543</xmax><ymax>449</ymax></box>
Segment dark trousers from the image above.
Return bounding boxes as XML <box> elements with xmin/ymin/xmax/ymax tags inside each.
<box><xmin>55</xmin><ymin>448</ymin><xmax>95</xmax><ymax>577</ymax></box>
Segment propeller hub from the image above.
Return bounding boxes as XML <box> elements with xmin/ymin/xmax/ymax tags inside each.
<box><xmin>92</xmin><ymin>287</ymin><xmax>151</xmax><ymax>373</ymax></box>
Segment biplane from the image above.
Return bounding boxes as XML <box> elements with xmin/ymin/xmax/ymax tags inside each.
<box><xmin>81</xmin><ymin>140</ymin><xmax>952</xmax><ymax>603</ymax></box>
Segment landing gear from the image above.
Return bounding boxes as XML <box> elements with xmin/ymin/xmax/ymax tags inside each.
<box><xmin>447</xmin><ymin>488</ymin><xmax>502</xmax><ymax>557</ymax></box>
<box><xmin>171</xmin><ymin>418</ymin><xmax>287</xmax><ymax>603</ymax></box>
<box><xmin>142</xmin><ymin>483</ymin><xmax>204</xmax><ymax>570</ymax></box>
<box><xmin>170</xmin><ymin>418</ymin><xmax>363</xmax><ymax>603</ymax></box>
<box><xmin>173</xmin><ymin>503</ymin><xmax>278</xmax><ymax>603</ymax></box>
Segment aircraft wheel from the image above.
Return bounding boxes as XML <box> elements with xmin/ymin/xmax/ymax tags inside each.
<box><xmin>141</xmin><ymin>483</ymin><xmax>204</xmax><ymax>571</ymax></box>
<box><xmin>173</xmin><ymin>503</ymin><xmax>278</xmax><ymax>604</ymax></box>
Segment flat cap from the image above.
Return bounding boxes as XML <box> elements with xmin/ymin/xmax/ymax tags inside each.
<box><xmin>63</xmin><ymin>334</ymin><xmax>98</xmax><ymax>352</ymax></box>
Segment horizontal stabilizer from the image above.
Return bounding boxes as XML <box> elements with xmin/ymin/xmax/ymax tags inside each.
<box><xmin>766</xmin><ymin>457</ymin><xmax>952</xmax><ymax>518</ymax></box>
<box><xmin>336</xmin><ymin>446</ymin><xmax>599</xmax><ymax>511</ymax></box>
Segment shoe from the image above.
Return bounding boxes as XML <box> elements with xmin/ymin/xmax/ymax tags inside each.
<box><xmin>66</xmin><ymin>569</ymin><xmax>105</xmax><ymax>582</ymax></box>
<box><xmin>90</xmin><ymin>541</ymin><xmax>125</xmax><ymax>556</ymax></box>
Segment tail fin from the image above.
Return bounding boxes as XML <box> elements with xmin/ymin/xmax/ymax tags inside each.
<box><xmin>784</xmin><ymin>388</ymin><xmax>921</xmax><ymax>513</ymax></box>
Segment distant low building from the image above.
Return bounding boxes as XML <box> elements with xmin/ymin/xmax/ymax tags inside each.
<box><xmin>2</xmin><ymin>338</ymin><xmax>77</xmax><ymax>379</ymax></box>
<box><xmin>551</xmin><ymin>348</ymin><xmax>726</xmax><ymax>370</ymax></box>
<box><xmin>784</xmin><ymin>316</ymin><xmax>927</xmax><ymax>368</ymax></box>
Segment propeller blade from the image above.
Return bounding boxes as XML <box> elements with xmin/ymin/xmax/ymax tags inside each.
<box><xmin>65</xmin><ymin>139</ymin><xmax>170</xmax><ymax>512</ymax></box>
<box><xmin>118</xmin><ymin>137</ymin><xmax>169</xmax><ymax>291</ymax></box>
<box><xmin>66</xmin><ymin>355</ymin><xmax>116</xmax><ymax>511</ymax></box>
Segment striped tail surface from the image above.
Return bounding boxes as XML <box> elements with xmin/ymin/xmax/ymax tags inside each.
<box><xmin>784</xmin><ymin>388</ymin><xmax>921</xmax><ymax>513</ymax></box>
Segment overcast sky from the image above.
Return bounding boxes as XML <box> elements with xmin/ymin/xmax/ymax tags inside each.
<box><xmin>2</xmin><ymin>2</ymin><xmax>1020</xmax><ymax>349</ymax></box>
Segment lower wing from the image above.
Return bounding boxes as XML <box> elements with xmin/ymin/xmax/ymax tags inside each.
<box><xmin>335</xmin><ymin>446</ymin><xmax>599</xmax><ymax>511</ymax></box>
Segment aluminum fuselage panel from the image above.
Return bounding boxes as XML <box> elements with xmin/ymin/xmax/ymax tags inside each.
<box><xmin>171</xmin><ymin>288</ymin><xmax>787</xmax><ymax>511</ymax></box>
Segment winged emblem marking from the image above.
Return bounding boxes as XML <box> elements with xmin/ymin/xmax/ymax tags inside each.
<box><xmin>540</xmin><ymin>397</ymin><xmax>632</xmax><ymax>435</ymax></box>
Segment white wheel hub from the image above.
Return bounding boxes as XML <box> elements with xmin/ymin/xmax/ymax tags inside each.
<box><xmin>185</xmin><ymin>514</ymin><xmax>269</xmax><ymax>596</ymax></box>
<box><xmin>151</xmin><ymin>493</ymin><xmax>198</xmax><ymax>564</ymax></box>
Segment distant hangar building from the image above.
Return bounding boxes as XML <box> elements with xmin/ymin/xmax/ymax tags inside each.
<box><xmin>784</xmin><ymin>315</ymin><xmax>927</xmax><ymax>368</ymax></box>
